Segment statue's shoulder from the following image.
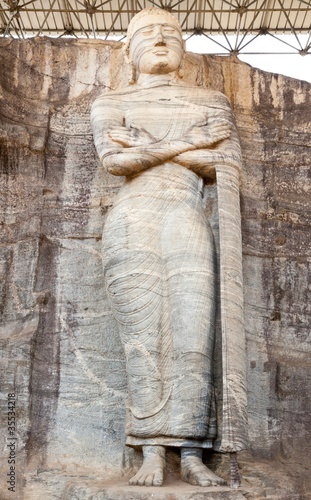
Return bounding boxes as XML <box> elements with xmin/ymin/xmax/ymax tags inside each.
<box><xmin>91</xmin><ymin>86</ymin><xmax>143</xmax><ymax>113</ymax></box>
<box><xmin>187</xmin><ymin>86</ymin><xmax>232</xmax><ymax>109</ymax></box>
<box><xmin>91</xmin><ymin>90</ymin><xmax>123</xmax><ymax>108</ymax></box>
<box><xmin>93</xmin><ymin>85</ymin><xmax>141</xmax><ymax>99</ymax></box>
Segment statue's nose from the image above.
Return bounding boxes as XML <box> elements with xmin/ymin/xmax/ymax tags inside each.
<box><xmin>155</xmin><ymin>28</ymin><xmax>166</xmax><ymax>46</ymax></box>
<box><xmin>155</xmin><ymin>39</ymin><xmax>166</xmax><ymax>46</ymax></box>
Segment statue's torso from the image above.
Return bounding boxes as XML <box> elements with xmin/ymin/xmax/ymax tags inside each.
<box><xmin>120</xmin><ymin>86</ymin><xmax>208</xmax><ymax>142</ymax></box>
<box><xmin>106</xmin><ymin>83</ymin><xmax>227</xmax><ymax>138</ymax></box>
<box><xmin>106</xmin><ymin>85</ymin><xmax>221</xmax><ymax>201</ymax></box>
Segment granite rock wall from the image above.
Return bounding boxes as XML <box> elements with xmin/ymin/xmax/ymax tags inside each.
<box><xmin>0</xmin><ymin>38</ymin><xmax>310</xmax><ymax>499</ymax></box>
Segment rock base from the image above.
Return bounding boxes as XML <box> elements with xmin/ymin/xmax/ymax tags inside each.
<box><xmin>19</xmin><ymin>455</ymin><xmax>311</xmax><ymax>500</ymax></box>
<box><xmin>64</xmin><ymin>480</ymin><xmax>264</xmax><ymax>500</ymax></box>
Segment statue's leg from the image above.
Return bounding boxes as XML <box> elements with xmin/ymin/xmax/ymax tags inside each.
<box><xmin>180</xmin><ymin>448</ymin><xmax>227</xmax><ymax>487</ymax></box>
<box><xmin>162</xmin><ymin>206</ymin><xmax>216</xmax><ymax>437</ymax></box>
<box><xmin>129</xmin><ymin>445</ymin><xmax>166</xmax><ymax>486</ymax></box>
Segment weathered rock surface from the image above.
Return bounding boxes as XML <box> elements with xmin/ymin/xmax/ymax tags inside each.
<box><xmin>0</xmin><ymin>38</ymin><xmax>310</xmax><ymax>499</ymax></box>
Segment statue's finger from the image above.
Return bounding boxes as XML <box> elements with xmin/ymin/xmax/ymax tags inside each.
<box><xmin>110</xmin><ymin>139</ymin><xmax>127</xmax><ymax>145</ymax></box>
<box><xmin>196</xmin><ymin>119</ymin><xmax>208</xmax><ymax>128</ymax></box>
<box><xmin>187</xmin><ymin>120</ymin><xmax>207</xmax><ymax>132</ymax></box>
<box><xmin>215</xmin><ymin>132</ymin><xmax>231</xmax><ymax>141</ymax></box>
<box><xmin>109</xmin><ymin>126</ymin><xmax>128</xmax><ymax>132</ymax></box>
<box><xmin>109</xmin><ymin>131</ymin><xmax>130</xmax><ymax>140</ymax></box>
<box><xmin>213</xmin><ymin>123</ymin><xmax>232</xmax><ymax>131</ymax></box>
<box><xmin>210</xmin><ymin>127</ymin><xmax>231</xmax><ymax>136</ymax></box>
<box><xmin>130</xmin><ymin>122</ymin><xmax>144</xmax><ymax>131</ymax></box>
<box><xmin>211</xmin><ymin>122</ymin><xmax>231</xmax><ymax>129</ymax></box>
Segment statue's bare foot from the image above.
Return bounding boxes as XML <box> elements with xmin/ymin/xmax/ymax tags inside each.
<box><xmin>129</xmin><ymin>445</ymin><xmax>166</xmax><ymax>487</ymax></box>
<box><xmin>181</xmin><ymin>448</ymin><xmax>227</xmax><ymax>487</ymax></box>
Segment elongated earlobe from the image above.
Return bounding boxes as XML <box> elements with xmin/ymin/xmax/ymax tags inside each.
<box><xmin>177</xmin><ymin>56</ymin><xmax>185</xmax><ymax>79</ymax></box>
<box><xmin>177</xmin><ymin>40</ymin><xmax>186</xmax><ymax>79</ymax></box>
<box><xmin>124</xmin><ymin>46</ymin><xmax>136</xmax><ymax>85</ymax></box>
<box><xmin>128</xmin><ymin>60</ymin><xmax>136</xmax><ymax>85</ymax></box>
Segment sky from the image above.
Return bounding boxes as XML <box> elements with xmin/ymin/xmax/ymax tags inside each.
<box><xmin>186</xmin><ymin>33</ymin><xmax>311</xmax><ymax>83</ymax></box>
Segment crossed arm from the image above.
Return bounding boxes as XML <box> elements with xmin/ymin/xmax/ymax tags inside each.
<box><xmin>91</xmin><ymin>98</ymin><xmax>242</xmax><ymax>179</ymax></box>
<box><xmin>105</xmin><ymin>120</ymin><xmax>234</xmax><ymax>177</ymax></box>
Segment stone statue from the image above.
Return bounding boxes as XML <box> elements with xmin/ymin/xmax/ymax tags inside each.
<box><xmin>91</xmin><ymin>7</ymin><xmax>248</xmax><ymax>488</ymax></box>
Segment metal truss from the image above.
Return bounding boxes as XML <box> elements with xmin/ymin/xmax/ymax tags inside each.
<box><xmin>0</xmin><ymin>0</ymin><xmax>310</xmax><ymax>56</ymax></box>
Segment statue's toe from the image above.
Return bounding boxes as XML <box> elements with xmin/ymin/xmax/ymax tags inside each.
<box><xmin>129</xmin><ymin>449</ymin><xmax>165</xmax><ymax>487</ymax></box>
<box><xmin>188</xmin><ymin>472</ymin><xmax>211</xmax><ymax>487</ymax></box>
<box><xmin>137</xmin><ymin>474</ymin><xmax>147</xmax><ymax>486</ymax></box>
<box><xmin>129</xmin><ymin>471</ymin><xmax>143</xmax><ymax>485</ymax></box>
<box><xmin>196</xmin><ymin>477</ymin><xmax>212</xmax><ymax>487</ymax></box>
<box><xmin>144</xmin><ymin>474</ymin><xmax>154</xmax><ymax>486</ymax></box>
<box><xmin>181</xmin><ymin>458</ymin><xmax>227</xmax><ymax>487</ymax></box>
<box><xmin>153</xmin><ymin>469</ymin><xmax>164</xmax><ymax>486</ymax></box>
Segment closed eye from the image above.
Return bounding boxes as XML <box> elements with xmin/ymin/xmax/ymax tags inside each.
<box><xmin>141</xmin><ymin>29</ymin><xmax>154</xmax><ymax>35</ymax></box>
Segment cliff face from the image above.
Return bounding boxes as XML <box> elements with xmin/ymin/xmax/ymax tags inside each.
<box><xmin>0</xmin><ymin>38</ymin><xmax>310</xmax><ymax>499</ymax></box>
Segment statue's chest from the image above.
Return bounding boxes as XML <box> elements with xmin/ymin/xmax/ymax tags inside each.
<box><xmin>123</xmin><ymin>94</ymin><xmax>207</xmax><ymax>141</ymax></box>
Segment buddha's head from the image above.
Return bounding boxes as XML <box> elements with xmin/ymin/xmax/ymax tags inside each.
<box><xmin>124</xmin><ymin>8</ymin><xmax>185</xmax><ymax>82</ymax></box>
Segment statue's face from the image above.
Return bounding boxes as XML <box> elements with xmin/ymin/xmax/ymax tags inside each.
<box><xmin>129</xmin><ymin>21</ymin><xmax>183</xmax><ymax>75</ymax></box>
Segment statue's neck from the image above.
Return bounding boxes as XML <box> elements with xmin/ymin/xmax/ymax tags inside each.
<box><xmin>136</xmin><ymin>72</ymin><xmax>181</xmax><ymax>88</ymax></box>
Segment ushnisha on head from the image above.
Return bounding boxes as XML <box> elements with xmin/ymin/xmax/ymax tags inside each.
<box><xmin>124</xmin><ymin>7</ymin><xmax>185</xmax><ymax>83</ymax></box>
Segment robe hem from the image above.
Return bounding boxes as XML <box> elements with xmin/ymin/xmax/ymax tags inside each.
<box><xmin>125</xmin><ymin>436</ymin><xmax>214</xmax><ymax>449</ymax></box>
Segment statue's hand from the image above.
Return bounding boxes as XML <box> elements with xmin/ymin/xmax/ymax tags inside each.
<box><xmin>183</xmin><ymin>119</ymin><xmax>232</xmax><ymax>149</ymax></box>
<box><xmin>108</xmin><ymin>123</ymin><xmax>156</xmax><ymax>147</ymax></box>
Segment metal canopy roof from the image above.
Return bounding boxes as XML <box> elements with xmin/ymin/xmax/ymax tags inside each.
<box><xmin>1</xmin><ymin>0</ymin><xmax>311</xmax><ymax>56</ymax></box>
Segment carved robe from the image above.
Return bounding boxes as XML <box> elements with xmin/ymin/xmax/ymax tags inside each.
<box><xmin>91</xmin><ymin>83</ymin><xmax>248</xmax><ymax>452</ymax></box>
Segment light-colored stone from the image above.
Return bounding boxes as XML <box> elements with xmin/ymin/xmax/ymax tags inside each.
<box><xmin>0</xmin><ymin>27</ymin><xmax>310</xmax><ymax>499</ymax></box>
<box><xmin>91</xmin><ymin>6</ymin><xmax>247</xmax><ymax>488</ymax></box>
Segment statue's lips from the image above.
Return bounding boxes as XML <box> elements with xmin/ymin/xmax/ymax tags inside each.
<box><xmin>152</xmin><ymin>49</ymin><xmax>169</xmax><ymax>56</ymax></box>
